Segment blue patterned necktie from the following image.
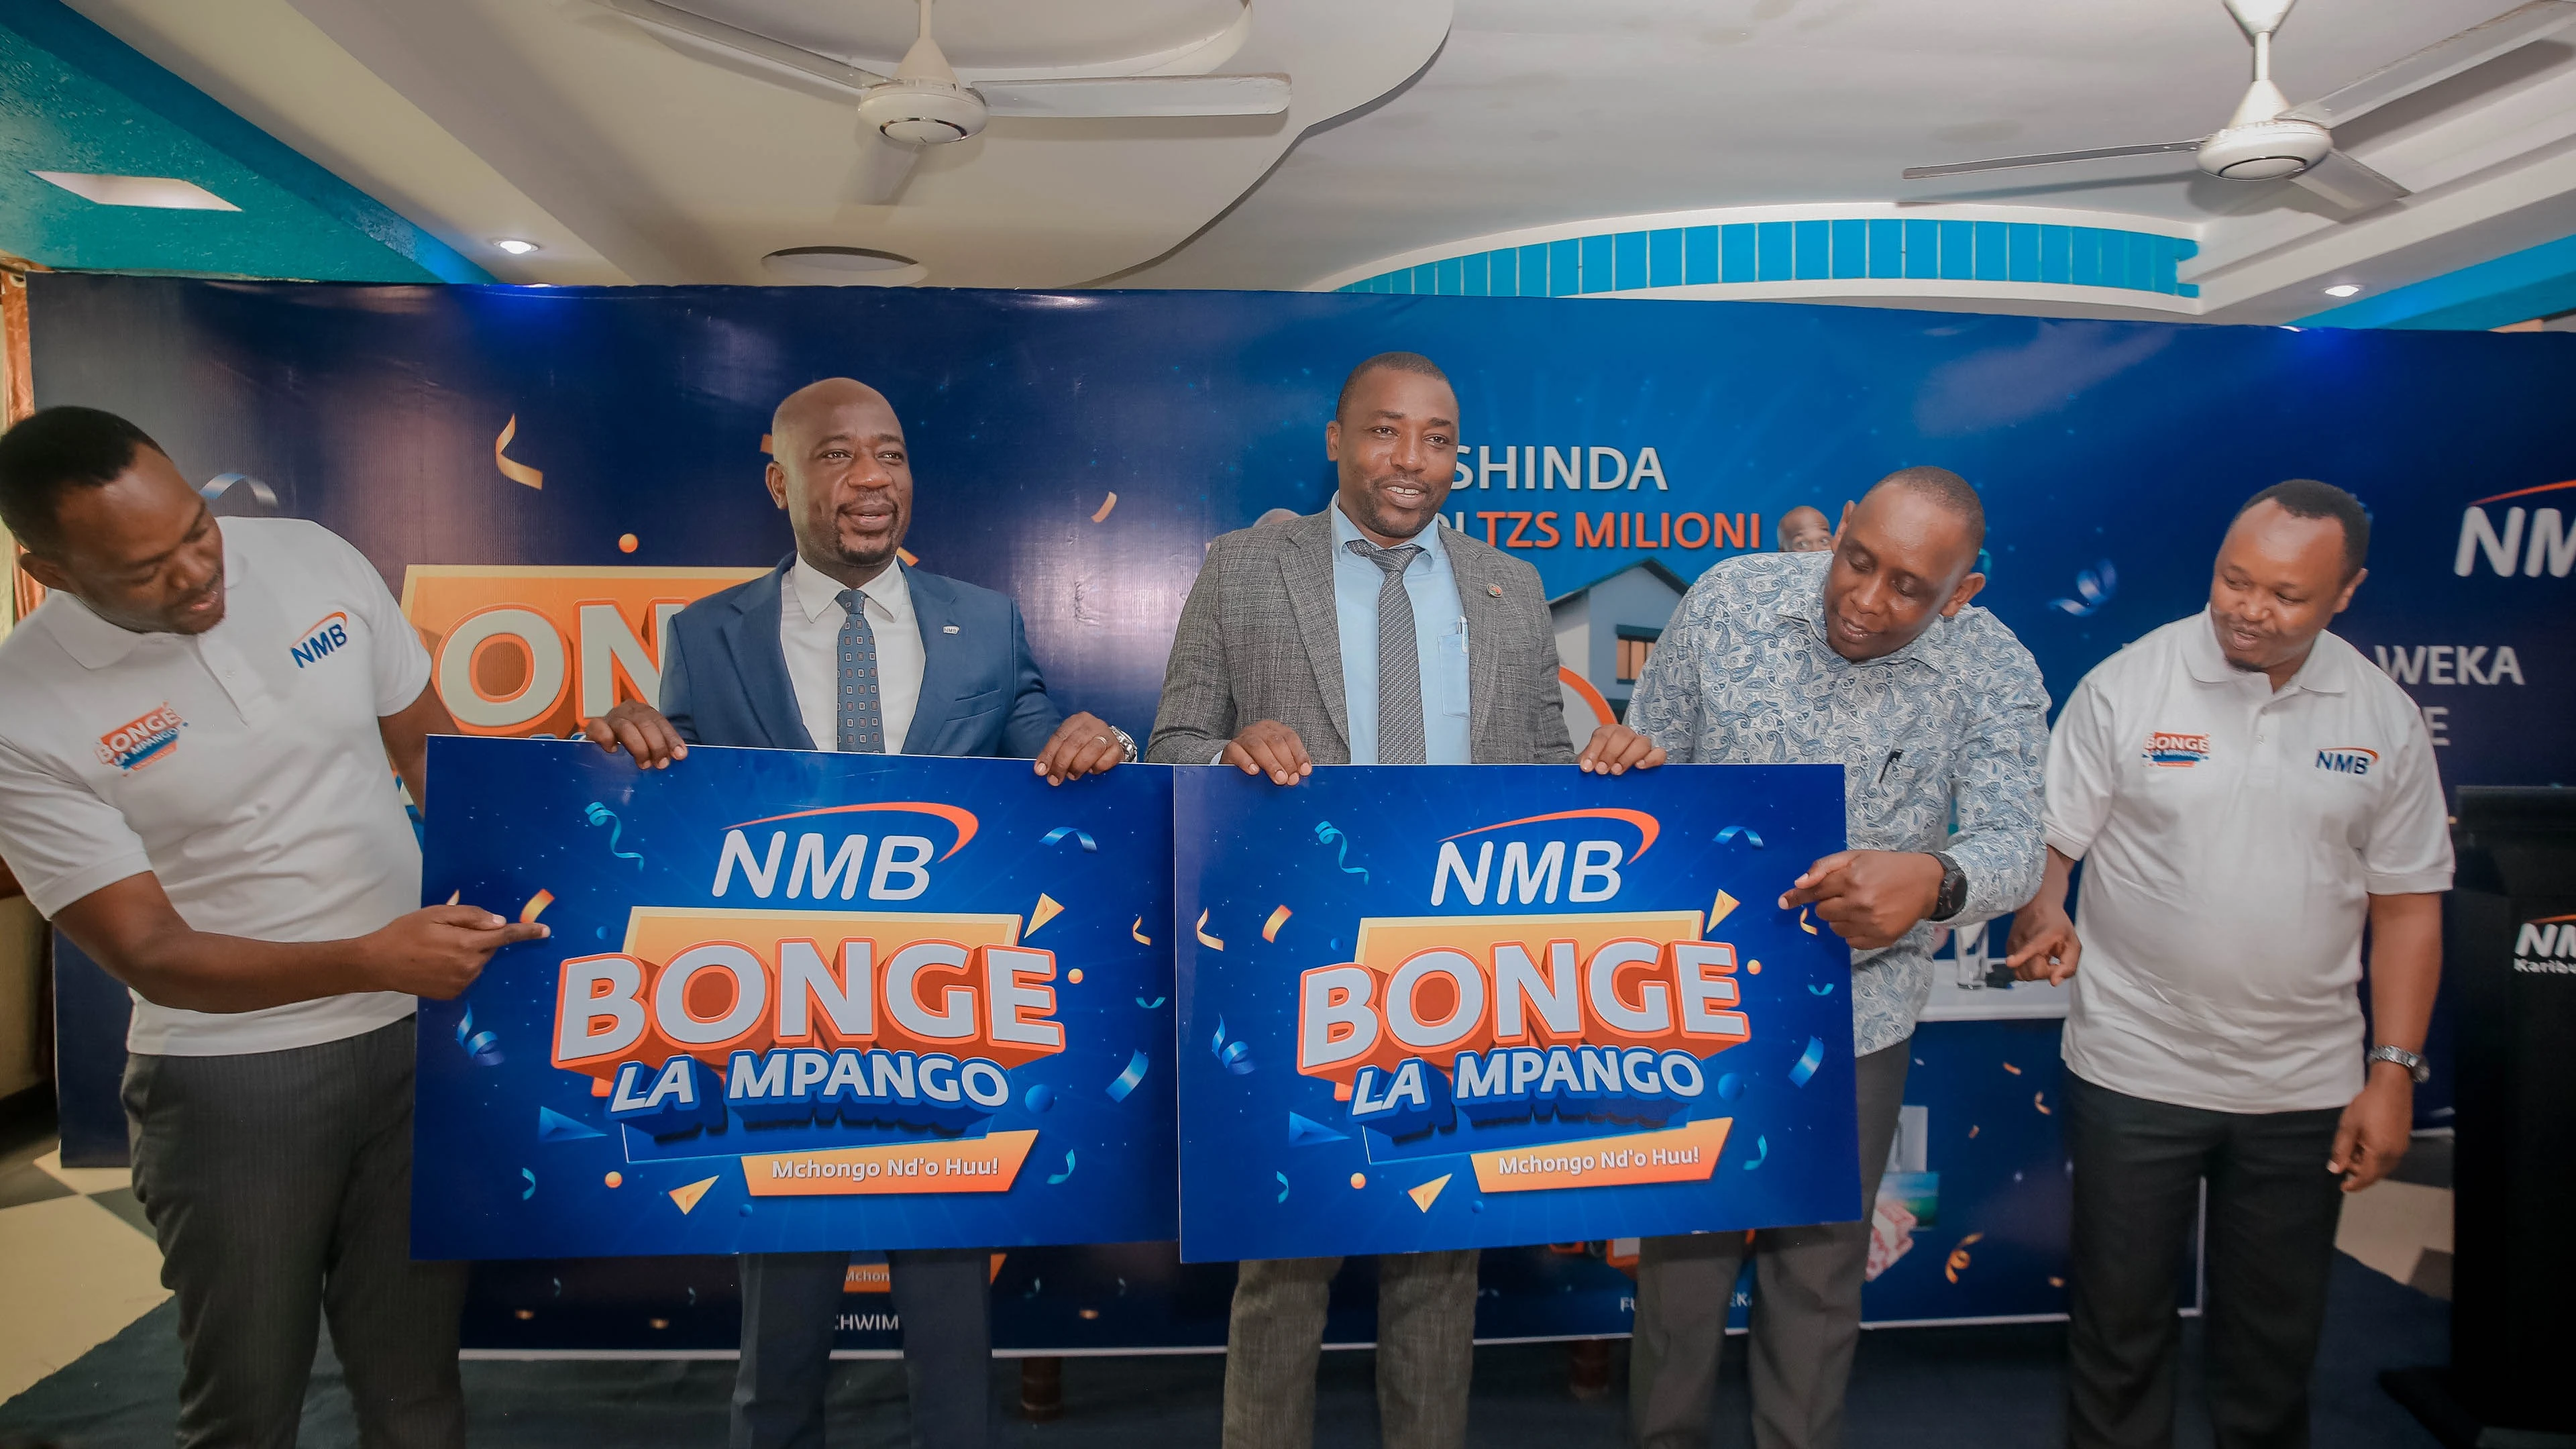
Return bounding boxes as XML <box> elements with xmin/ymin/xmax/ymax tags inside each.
<box><xmin>835</xmin><ymin>588</ymin><xmax>885</xmax><ymax>753</ymax></box>
<box><xmin>1344</xmin><ymin>538</ymin><xmax>1427</xmax><ymax>765</ymax></box>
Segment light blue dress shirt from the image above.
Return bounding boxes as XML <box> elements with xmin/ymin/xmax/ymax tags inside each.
<box><xmin>1330</xmin><ymin>502</ymin><xmax>1472</xmax><ymax>765</ymax></box>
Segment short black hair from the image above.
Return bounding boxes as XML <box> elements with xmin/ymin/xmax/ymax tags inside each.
<box><xmin>1335</xmin><ymin>352</ymin><xmax>1452</xmax><ymax>421</ymax></box>
<box><xmin>2236</xmin><ymin>478</ymin><xmax>2369</xmax><ymax>578</ymax></box>
<box><xmin>0</xmin><ymin>406</ymin><xmax>162</xmax><ymax>551</ymax></box>
<box><xmin>1869</xmin><ymin>465</ymin><xmax>1986</xmax><ymax>553</ymax></box>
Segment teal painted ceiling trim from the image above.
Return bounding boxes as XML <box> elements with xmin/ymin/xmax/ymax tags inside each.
<box><xmin>2297</xmin><ymin>231</ymin><xmax>2576</xmax><ymax>331</ymax></box>
<box><xmin>0</xmin><ymin>0</ymin><xmax>490</xmax><ymax>282</ymax></box>
<box><xmin>1337</xmin><ymin>219</ymin><xmax>2198</xmax><ymax>301</ymax></box>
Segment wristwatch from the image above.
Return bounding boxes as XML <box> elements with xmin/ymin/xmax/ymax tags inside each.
<box><xmin>1929</xmin><ymin>851</ymin><xmax>1968</xmax><ymax>922</ymax></box>
<box><xmin>2367</xmin><ymin>1044</ymin><xmax>2431</xmax><ymax>1085</ymax></box>
<box><xmin>1108</xmin><ymin>725</ymin><xmax>1139</xmax><ymax>763</ymax></box>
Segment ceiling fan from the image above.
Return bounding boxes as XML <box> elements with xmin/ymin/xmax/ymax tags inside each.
<box><xmin>596</xmin><ymin>0</ymin><xmax>1291</xmax><ymax>202</ymax></box>
<box><xmin>1903</xmin><ymin>0</ymin><xmax>2576</xmax><ymax>217</ymax></box>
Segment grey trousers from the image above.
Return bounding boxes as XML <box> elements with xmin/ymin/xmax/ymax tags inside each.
<box><xmin>122</xmin><ymin>1015</ymin><xmax>467</xmax><ymax>1449</ymax></box>
<box><xmin>731</xmin><ymin>1248</ymin><xmax>991</xmax><ymax>1449</ymax></box>
<box><xmin>1629</xmin><ymin>1038</ymin><xmax>1912</xmax><ymax>1449</ymax></box>
<box><xmin>1222</xmin><ymin>1250</ymin><xmax>1480</xmax><ymax>1449</ymax></box>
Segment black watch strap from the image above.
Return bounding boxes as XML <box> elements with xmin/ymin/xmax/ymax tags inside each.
<box><xmin>1930</xmin><ymin>851</ymin><xmax>1968</xmax><ymax>921</ymax></box>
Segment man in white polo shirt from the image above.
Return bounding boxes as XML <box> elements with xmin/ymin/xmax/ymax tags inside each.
<box><xmin>2008</xmin><ymin>479</ymin><xmax>2449</xmax><ymax>1449</ymax></box>
<box><xmin>0</xmin><ymin>407</ymin><xmax>546</xmax><ymax>1448</ymax></box>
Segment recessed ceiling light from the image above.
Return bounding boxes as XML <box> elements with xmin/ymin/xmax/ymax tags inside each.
<box><xmin>2322</xmin><ymin>283</ymin><xmax>2363</xmax><ymax>298</ymax></box>
<box><xmin>31</xmin><ymin>171</ymin><xmax>237</xmax><ymax>211</ymax></box>
<box><xmin>494</xmin><ymin>238</ymin><xmax>540</xmax><ymax>256</ymax></box>
<box><xmin>761</xmin><ymin>246</ymin><xmax>928</xmax><ymax>287</ymax></box>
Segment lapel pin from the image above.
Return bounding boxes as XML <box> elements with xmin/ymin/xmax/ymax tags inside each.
<box><xmin>943</xmin><ymin>625</ymin><xmax>960</xmax><ymax>633</ymax></box>
<box><xmin>1487</xmin><ymin>584</ymin><xmax>1503</xmax><ymax>598</ymax></box>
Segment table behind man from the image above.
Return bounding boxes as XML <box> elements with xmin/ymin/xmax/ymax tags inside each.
<box><xmin>587</xmin><ymin>377</ymin><xmax>1130</xmax><ymax>1449</ymax></box>
<box><xmin>2008</xmin><ymin>480</ymin><xmax>2449</xmax><ymax>1449</ymax></box>
<box><xmin>1624</xmin><ymin>467</ymin><xmax>2048</xmax><ymax>1449</ymax></box>
<box><xmin>0</xmin><ymin>407</ymin><xmax>545</xmax><ymax>1448</ymax></box>
<box><xmin>1147</xmin><ymin>350</ymin><xmax>1662</xmax><ymax>1449</ymax></box>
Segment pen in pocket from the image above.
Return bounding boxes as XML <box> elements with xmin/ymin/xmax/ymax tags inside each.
<box><xmin>1878</xmin><ymin>749</ymin><xmax>1903</xmax><ymax>782</ymax></box>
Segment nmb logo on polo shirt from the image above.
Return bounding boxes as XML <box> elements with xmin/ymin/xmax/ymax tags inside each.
<box><xmin>2142</xmin><ymin>731</ymin><xmax>2211</xmax><ymax>767</ymax></box>
<box><xmin>2513</xmin><ymin>915</ymin><xmax>2576</xmax><ymax>976</ymax></box>
<box><xmin>95</xmin><ymin>703</ymin><xmax>185</xmax><ymax>771</ymax></box>
<box><xmin>2314</xmin><ymin>745</ymin><xmax>2379</xmax><ymax>776</ymax></box>
<box><xmin>289</xmin><ymin>611</ymin><xmax>350</xmax><ymax>669</ymax></box>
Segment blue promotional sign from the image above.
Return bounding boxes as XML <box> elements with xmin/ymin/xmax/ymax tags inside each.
<box><xmin>413</xmin><ymin>737</ymin><xmax>1177</xmax><ymax>1258</ymax></box>
<box><xmin>1174</xmin><ymin>763</ymin><xmax>1856</xmax><ymax>1262</ymax></box>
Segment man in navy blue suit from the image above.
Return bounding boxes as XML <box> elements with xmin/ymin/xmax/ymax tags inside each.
<box><xmin>585</xmin><ymin>376</ymin><xmax>1130</xmax><ymax>1449</ymax></box>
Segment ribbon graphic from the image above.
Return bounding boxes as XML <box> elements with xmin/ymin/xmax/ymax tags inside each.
<box><xmin>1312</xmin><ymin>821</ymin><xmax>1370</xmax><ymax>883</ymax></box>
<box><xmin>494</xmin><ymin>415</ymin><xmax>544</xmax><ymax>490</ymax></box>
<box><xmin>584</xmin><ymin>803</ymin><xmax>645</xmax><ymax>869</ymax></box>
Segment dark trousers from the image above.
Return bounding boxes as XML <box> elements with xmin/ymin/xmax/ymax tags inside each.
<box><xmin>731</xmin><ymin>1248</ymin><xmax>992</xmax><ymax>1449</ymax></box>
<box><xmin>2062</xmin><ymin>1071</ymin><xmax>2347</xmax><ymax>1449</ymax></box>
<box><xmin>122</xmin><ymin>1016</ymin><xmax>467</xmax><ymax>1449</ymax></box>
<box><xmin>1629</xmin><ymin>1038</ymin><xmax>1912</xmax><ymax>1449</ymax></box>
<box><xmin>1220</xmin><ymin>1249</ymin><xmax>1481</xmax><ymax>1449</ymax></box>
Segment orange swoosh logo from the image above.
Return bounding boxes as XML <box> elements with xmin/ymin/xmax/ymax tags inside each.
<box><xmin>1441</xmin><ymin>808</ymin><xmax>1660</xmax><ymax>859</ymax></box>
<box><xmin>2470</xmin><ymin>478</ymin><xmax>2576</xmax><ymax>505</ymax></box>
<box><xmin>725</xmin><ymin>801</ymin><xmax>980</xmax><ymax>860</ymax></box>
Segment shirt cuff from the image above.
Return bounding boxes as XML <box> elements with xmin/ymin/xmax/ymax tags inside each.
<box><xmin>2365</xmin><ymin>869</ymin><xmax>2453</xmax><ymax>896</ymax></box>
<box><xmin>22</xmin><ymin>853</ymin><xmax>154</xmax><ymax>920</ymax></box>
<box><xmin>2043</xmin><ymin>825</ymin><xmax>2092</xmax><ymax>863</ymax></box>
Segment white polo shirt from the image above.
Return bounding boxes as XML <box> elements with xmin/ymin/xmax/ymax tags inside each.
<box><xmin>0</xmin><ymin>518</ymin><xmax>431</xmax><ymax>1056</ymax></box>
<box><xmin>2043</xmin><ymin>610</ymin><xmax>2453</xmax><ymax>1114</ymax></box>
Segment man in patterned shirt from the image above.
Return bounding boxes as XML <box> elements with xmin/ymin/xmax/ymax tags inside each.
<box><xmin>1623</xmin><ymin>466</ymin><xmax>2048</xmax><ymax>1449</ymax></box>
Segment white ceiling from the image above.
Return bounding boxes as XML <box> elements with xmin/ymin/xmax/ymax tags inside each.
<box><xmin>62</xmin><ymin>0</ymin><xmax>2576</xmax><ymax>320</ymax></box>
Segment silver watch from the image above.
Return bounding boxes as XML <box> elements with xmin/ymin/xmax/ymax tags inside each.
<box><xmin>2367</xmin><ymin>1044</ymin><xmax>2430</xmax><ymax>1085</ymax></box>
<box><xmin>1108</xmin><ymin>725</ymin><xmax>1139</xmax><ymax>763</ymax></box>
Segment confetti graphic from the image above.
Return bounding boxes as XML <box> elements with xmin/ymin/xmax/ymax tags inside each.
<box><xmin>1715</xmin><ymin>825</ymin><xmax>1765</xmax><ymax>849</ymax></box>
<box><xmin>1709</xmin><ymin>889</ymin><xmax>1740</xmax><ymax>928</ymax></box>
<box><xmin>521</xmin><ymin>1169</ymin><xmax>536</xmax><ymax>1199</ymax></box>
<box><xmin>1091</xmin><ymin>492</ymin><xmax>1118</xmax><ymax>523</ymax></box>
<box><xmin>1408</xmin><ymin>1174</ymin><xmax>1452</xmax><ymax>1212</ymax></box>
<box><xmin>1195</xmin><ymin>909</ymin><xmax>1224</xmax><ymax>950</ymax></box>
<box><xmin>1106</xmin><ymin>1050</ymin><xmax>1150</xmax><ymax>1102</ymax></box>
<box><xmin>536</xmin><ymin>1106</ymin><xmax>602</xmax><ymax>1142</ymax></box>
<box><xmin>669</xmin><ymin>1176</ymin><xmax>718</xmax><ymax>1215</ymax></box>
<box><xmin>1047</xmin><ymin>1150</ymin><xmax>1077</xmax><ymax>1184</ymax></box>
<box><xmin>1790</xmin><ymin>1035</ymin><xmax>1825</xmax><ymax>1087</ymax></box>
<box><xmin>455</xmin><ymin>1007</ymin><xmax>504</xmax><ymax>1066</ymax></box>
<box><xmin>1717</xmin><ymin>1072</ymin><xmax>1743</xmax><ymax>1100</ymax></box>
<box><xmin>494</xmin><ymin>414</ymin><xmax>544</xmax><ymax>490</ymax></box>
<box><xmin>1263</xmin><ymin>905</ymin><xmax>1292</xmax><ymax>942</ymax></box>
<box><xmin>2001</xmin><ymin>1062</ymin><xmax>2023</xmax><ymax>1075</ymax></box>
<box><xmin>1312</xmin><ymin>821</ymin><xmax>1371</xmax><ymax>883</ymax></box>
<box><xmin>520</xmin><ymin>889</ymin><xmax>553</xmax><ymax>924</ymax></box>
<box><xmin>1040</xmin><ymin>825</ymin><xmax>1097</xmax><ymax>852</ymax></box>
<box><xmin>1809</xmin><ymin>983</ymin><xmax>1836</xmax><ymax>996</ymax></box>
<box><xmin>2033</xmin><ymin>1091</ymin><xmax>2051</xmax><ymax>1116</ymax></box>
<box><xmin>1286</xmin><ymin>1112</ymin><xmax>1348</xmax><ymax>1147</ymax></box>
<box><xmin>1743</xmin><ymin>1136</ymin><xmax>1768</xmax><ymax>1170</ymax></box>
<box><xmin>1210</xmin><ymin>1017</ymin><xmax>1256</xmax><ymax>1075</ymax></box>
<box><xmin>1799</xmin><ymin>909</ymin><xmax>1818</xmax><ymax>935</ymax></box>
<box><xmin>1945</xmin><ymin>1232</ymin><xmax>1986</xmax><ymax>1283</ymax></box>
<box><xmin>1029</xmin><ymin>893</ymin><xmax>1065</xmax><ymax>934</ymax></box>
<box><xmin>1024</xmin><ymin>1084</ymin><xmax>1055</xmax><ymax>1113</ymax></box>
<box><xmin>582</xmin><ymin>803</ymin><xmax>645</xmax><ymax>868</ymax></box>
<box><xmin>1134</xmin><ymin>996</ymin><xmax>1165</xmax><ymax>1009</ymax></box>
<box><xmin>2048</xmin><ymin>559</ymin><xmax>2118</xmax><ymax>617</ymax></box>
<box><xmin>1131</xmin><ymin>917</ymin><xmax>1153</xmax><ymax>945</ymax></box>
<box><xmin>1276</xmin><ymin>1172</ymin><xmax>1291</xmax><ymax>1203</ymax></box>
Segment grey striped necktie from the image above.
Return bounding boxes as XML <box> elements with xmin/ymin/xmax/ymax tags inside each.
<box><xmin>834</xmin><ymin>588</ymin><xmax>885</xmax><ymax>753</ymax></box>
<box><xmin>1344</xmin><ymin>538</ymin><xmax>1427</xmax><ymax>765</ymax></box>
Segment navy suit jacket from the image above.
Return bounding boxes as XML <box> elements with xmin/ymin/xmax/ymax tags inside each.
<box><xmin>658</xmin><ymin>558</ymin><xmax>1062</xmax><ymax>757</ymax></box>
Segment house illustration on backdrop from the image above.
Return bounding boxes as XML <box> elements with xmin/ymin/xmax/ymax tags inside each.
<box><xmin>1550</xmin><ymin>559</ymin><xmax>1688</xmax><ymax>731</ymax></box>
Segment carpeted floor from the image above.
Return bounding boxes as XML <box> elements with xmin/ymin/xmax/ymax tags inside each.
<box><xmin>0</xmin><ymin>1253</ymin><xmax>2443</xmax><ymax>1448</ymax></box>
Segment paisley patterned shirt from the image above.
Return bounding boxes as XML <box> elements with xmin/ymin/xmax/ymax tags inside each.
<box><xmin>1627</xmin><ymin>550</ymin><xmax>2049</xmax><ymax>1056</ymax></box>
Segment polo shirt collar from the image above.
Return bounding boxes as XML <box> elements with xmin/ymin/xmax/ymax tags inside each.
<box><xmin>1774</xmin><ymin>551</ymin><xmax>1951</xmax><ymax>672</ymax></box>
<box><xmin>42</xmin><ymin>523</ymin><xmax>252</xmax><ymax>671</ymax></box>
<box><xmin>2180</xmin><ymin>607</ymin><xmax>2351</xmax><ymax>696</ymax></box>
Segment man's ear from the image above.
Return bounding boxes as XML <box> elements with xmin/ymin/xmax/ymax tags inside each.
<box><xmin>1833</xmin><ymin>500</ymin><xmax>1854</xmax><ymax>546</ymax></box>
<box><xmin>15</xmin><ymin>551</ymin><xmax>66</xmax><ymax>594</ymax></box>
<box><xmin>1941</xmin><ymin>571</ymin><xmax>1988</xmax><ymax>618</ymax></box>
<box><xmin>763</xmin><ymin>460</ymin><xmax>788</xmax><ymax>511</ymax></box>
<box><xmin>1324</xmin><ymin>418</ymin><xmax>1343</xmax><ymax>463</ymax></box>
<box><xmin>2332</xmin><ymin>566</ymin><xmax>2367</xmax><ymax>615</ymax></box>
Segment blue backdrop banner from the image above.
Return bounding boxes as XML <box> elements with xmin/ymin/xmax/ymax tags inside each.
<box><xmin>414</xmin><ymin>737</ymin><xmax>1178</xmax><ymax>1258</ymax></box>
<box><xmin>1174</xmin><ymin>763</ymin><xmax>1854</xmax><ymax>1262</ymax></box>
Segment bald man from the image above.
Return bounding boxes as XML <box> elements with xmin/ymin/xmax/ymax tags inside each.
<box><xmin>588</xmin><ymin>378</ymin><xmax>1129</xmax><ymax>1449</ymax></box>
<box><xmin>1625</xmin><ymin>468</ymin><xmax>2047</xmax><ymax>1449</ymax></box>
<box><xmin>1776</xmin><ymin>506</ymin><xmax>1833</xmax><ymax>553</ymax></box>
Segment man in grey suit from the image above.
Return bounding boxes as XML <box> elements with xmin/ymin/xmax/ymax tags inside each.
<box><xmin>586</xmin><ymin>378</ymin><xmax>1131</xmax><ymax>1449</ymax></box>
<box><xmin>1148</xmin><ymin>352</ymin><xmax>1662</xmax><ymax>1449</ymax></box>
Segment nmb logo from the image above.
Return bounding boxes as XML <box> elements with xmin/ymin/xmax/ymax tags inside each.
<box><xmin>2514</xmin><ymin>915</ymin><xmax>2576</xmax><ymax>975</ymax></box>
<box><xmin>1430</xmin><ymin>808</ymin><xmax>1659</xmax><ymax>906</ymax></box>
<box><xmin>2454</xmin><ymin>480</ymin><xmax>2576</xmax><ymax>578</ymax></box>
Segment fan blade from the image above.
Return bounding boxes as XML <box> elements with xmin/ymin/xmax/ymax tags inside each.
<box><xmin>978</xmin><ymin>73</ymin><xmax>1289</xmax><ymax>119</ymax></box>
<box><xmin>2284</xmin><ymin>0</ymin><xmax>2576</xmax><ymax>127</ymax></box>
<box><xmin>851</xmin><ymin>133</ymin><xmax>922</xmax><ymax>205</ymax></box>
<box><xmin>2290</xmin><ymin>149</ymin><xmax>2412</xmax><ymax>215</ymax></box>
<box><xmin>596</xmin><ymin>0</ymin><xmax>887</xmax><ymax>94</ymax></box>
<box><xmin>1902</xmin><ymin>140</ymin><xmax>2203</xmax><ymax>180</ymax></box>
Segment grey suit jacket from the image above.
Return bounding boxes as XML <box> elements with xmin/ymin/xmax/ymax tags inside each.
<box><xmin>1147</xmin><ymin>506</ymin><xmax>1577</xmax><ymax>766</ymax></box>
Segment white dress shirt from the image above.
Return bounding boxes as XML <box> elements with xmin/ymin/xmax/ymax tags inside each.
<box><xmin>0</xmin><ymin>519</ymin><xmax>429</xmax><ymax>1055</ymax></box>
<box><xmin>2043</xmin><ymin>610</ymin><xmax>2453</xmax><ymax>1114</ymax></box>
<box><xmin>780</xmin><ymin>555</ymin><xmax>924</xmax><ymax>753</ymax></box>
